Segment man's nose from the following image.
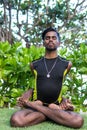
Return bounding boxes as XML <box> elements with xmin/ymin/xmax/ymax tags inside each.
<box><xmin>49</xmin><ymin>37</ymin><xmax>53</xmax><ymax>41</ymax></box>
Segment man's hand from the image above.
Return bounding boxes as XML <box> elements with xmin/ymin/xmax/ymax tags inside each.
<box><xmin>59</xmin><ymin>97</ymin><xmax>74</xmax><ymax>111</ymax></box>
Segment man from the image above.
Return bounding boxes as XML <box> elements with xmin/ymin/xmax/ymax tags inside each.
<box><xmin>10</xmin><ymin>27</ymin><xmax>84</xmax><ymax>128</ymax></box>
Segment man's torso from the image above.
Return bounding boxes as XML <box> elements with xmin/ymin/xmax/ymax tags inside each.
<box><xmin>32</xmin><ymin>56</ymin><xmax>69</xmax><ymax>104</ymax></box>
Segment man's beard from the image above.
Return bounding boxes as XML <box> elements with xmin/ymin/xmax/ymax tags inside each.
<box><xmin>46</xmin><ymin>47</ymin><xmax>57</xmax><ymax>51</ymax></box>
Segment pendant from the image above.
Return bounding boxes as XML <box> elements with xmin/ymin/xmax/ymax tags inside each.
<box><xmin>47</xmin><ymin>73</ymin><xmax>50</xmax><ymax>78</ymax></box>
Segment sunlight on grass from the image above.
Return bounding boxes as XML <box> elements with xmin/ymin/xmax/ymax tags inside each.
<box><xmin>0</xmin><ymin>108</ymin><xmax>87</xmax><ymax>130</ymax></box>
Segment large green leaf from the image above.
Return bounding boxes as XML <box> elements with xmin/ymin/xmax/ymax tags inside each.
<box><xmin>78</xmin><ymin>67</ymin><xmax>87</xmax><ymax>74</ymax></box>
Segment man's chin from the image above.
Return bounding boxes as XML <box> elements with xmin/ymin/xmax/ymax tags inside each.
<box><xmin>46</xmin><ymin>47</ymin><xmax>57</xmax><ymax>51</ymax></box>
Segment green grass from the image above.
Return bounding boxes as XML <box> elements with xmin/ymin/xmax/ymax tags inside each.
<box><xmin>0</xmin><ymin>108</ymin><xmax>87</xmax><ymax>130</ymax></box>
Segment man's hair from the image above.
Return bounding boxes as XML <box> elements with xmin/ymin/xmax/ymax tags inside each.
<box><xmin>42</xmin><ymin>27</ymin><xmax>60</xmax><ymax>42</ymax></box>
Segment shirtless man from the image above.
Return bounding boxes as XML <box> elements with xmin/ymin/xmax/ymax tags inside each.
<box><xmin>10</xmin><ymin>27</ymin><xmax>84</xmax><ymax>128</ymax></box>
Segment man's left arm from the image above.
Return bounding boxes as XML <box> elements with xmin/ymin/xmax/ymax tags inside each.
<box><xmin>60</xmin><ymin>61</ymin><xmax>74</xmax><ymax>110</ymax></box>
<box><xmin>66</xmin><ymin>61</ymin><xmax>72</xmax><ymax>74</ymax></box>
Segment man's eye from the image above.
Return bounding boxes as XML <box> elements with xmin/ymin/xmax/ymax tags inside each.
<box><xmin>45</xmin><ymin>37</ymin><xmax>50</xmax><ymax>40</ymax></box>
<box><xmin>52</xmin><ymin>36</ymin><xmax>57</xmax><ymax>40</ymax></box>
<box><xmin>45</xmin><ymin>36</ymin><xmax>57</xmax><ymax>40</ymax></box>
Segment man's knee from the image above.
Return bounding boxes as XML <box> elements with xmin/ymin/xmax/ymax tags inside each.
<box><xmin>72</xmin><ymin>115</ymin><xmax>84</xmax><ymax>128</ymax></box>
<box><xmin>10</xmin><ymin>113</ymin><xmax>22</xmax><ymax>127</ymax></box>
<box><xmin>76</xmin><ymin>116</ymin><xmax>84</xmax><ymax>128</ymax></box>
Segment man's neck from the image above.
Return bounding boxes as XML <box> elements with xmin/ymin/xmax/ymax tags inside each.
<box><xmin>45</xmin><ymin>50</ymin><xmax>58</xmax><ymax>59</ymax></box>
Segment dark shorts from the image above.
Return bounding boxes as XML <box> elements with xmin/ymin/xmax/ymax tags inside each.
<box><xmin>43</xmin><ymin>101</ymin><xmax>59</xmax><ymax>107</ymax></box>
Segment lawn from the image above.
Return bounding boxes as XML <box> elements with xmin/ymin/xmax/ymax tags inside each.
<box><xmin>0</xmin><ymin>108</ymin><xmax>87</xmax><ymax>130</ymax></box>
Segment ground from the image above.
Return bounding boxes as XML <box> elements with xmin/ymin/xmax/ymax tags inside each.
<box><xmin>0</xmin><ymin>108</ymin><xmax>87</xmax><ymax>130</ymax></box>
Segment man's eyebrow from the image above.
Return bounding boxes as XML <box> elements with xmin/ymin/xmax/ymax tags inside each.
<box><xmin>45</xmin><ymin>36</ymin><xmax>57</xmax><ymax>38</ymax></box>
<box><xmin>45</xmin><ymin>36</ymin><xmax>57</xmax><ymax>37</ymax></box>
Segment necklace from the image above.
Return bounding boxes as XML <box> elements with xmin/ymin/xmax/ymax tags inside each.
<box><xmin>44</xmin><ymin>57</ymin><xmax>58</xmax><ymax>78</ymax></box>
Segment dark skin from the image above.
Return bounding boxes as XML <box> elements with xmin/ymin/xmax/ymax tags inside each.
<box><xmin>16</xmin><ymin>99</ymin><xmax>83</xmax><ymax>128</ymax></box>
<box><xmin>10</xmin><ymin>31</ymin><xmax>84</xmax><ymax>128</ymax></box>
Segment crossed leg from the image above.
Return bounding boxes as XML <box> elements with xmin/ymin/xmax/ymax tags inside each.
<box><xmin>10</xmin><ymin>101</ymin><xmax>84</xmax><ymax>128</ymax></box>
<box><xmin>10</xmin><ymin>108</ymin><xmax>46</xmax><ymax>127</ymax></box>
<box><xmin>28</xmin><ymin>102</ymin><xmax>84</xmax><ymax>128</ymax></box>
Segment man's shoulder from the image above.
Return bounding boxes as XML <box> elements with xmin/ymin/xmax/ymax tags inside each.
<box><xmin>58</xmin><ymin>56</ymin><xmax>69</xmax><ymax>62</ymax></box>
<box><xmin>32</xmin><ymin>57</ymin><xmax>44</xmax><ymax>64</ymax></box>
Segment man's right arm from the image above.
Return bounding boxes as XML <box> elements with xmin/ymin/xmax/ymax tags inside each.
<box><xmin>30</xmin><ymin>62</ymin><xmax>35</xmax><ymax>76</ymax></box>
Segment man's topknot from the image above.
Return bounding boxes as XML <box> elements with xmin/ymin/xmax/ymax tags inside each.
<box><xmin>42</xmin><ymin>27</ymin><xmax>60</xmax><ymax>41</ymax></box>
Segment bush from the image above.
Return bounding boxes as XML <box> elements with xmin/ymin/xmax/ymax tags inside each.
<box><xmin>0</xmin><ymin>41</ymin><xmax>87</xmax><ymax>112</ymax></box>
<box><xmin>0</xmin><ymin>42</ymin><xmax>44</xmax><ymax>107</ymax></box>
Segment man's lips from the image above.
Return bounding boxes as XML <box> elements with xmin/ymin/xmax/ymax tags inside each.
<box><xmin>48</xmin><ymin>42</ymin><xmax>54</xmax><ymax>45</ymax></box>
<box><xmin>47</xmin><ymin>42</ymin><xmax>54</xmax><ymax>47</ymax></box>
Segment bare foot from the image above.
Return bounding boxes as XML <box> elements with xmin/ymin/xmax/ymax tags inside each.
<box><xmin>17</xmin><ymin>89</ymin><xmax>33</xmax><ymax>107</ymax></box>
<box><xmin>33</xmin><ymin>100</ymin><xmax>43</xmax><ymax>105</ymax></box>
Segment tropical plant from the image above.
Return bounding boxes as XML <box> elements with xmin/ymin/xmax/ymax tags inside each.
<box><xmin>0</xmin><ymin>41</ymin><xmax>44</xmax><ymax>107</ymax></box>
<box><xmin>60</xmin><ymin>43</ymin><xmax>87</xmax><ymax>111</ymax></box>
<box><xmin>0</xmin><ymin>41</ymin><xmax>87</xmax><ymax>112</ymax></box>
<box><xmin>0</xmin><ymin>0</ymin><xmax>87</xmax><ymax>47</ymax></box>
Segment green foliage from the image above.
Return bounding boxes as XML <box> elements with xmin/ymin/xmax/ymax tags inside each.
<box><xmin>0</xmin><ymin>0</ymin><xmax>87</xmax><ymax>47</ymax></box>
<box><xmin>0</xmin><ymin>41</ymin><xmax>87</xmax><ymax>112</ymax></box>
<box><xmin>61</xmin><ymin>43</ymin><xmax>87</xmax><ymax>111</ymax></box>
<box><xmin>0</xmin><ymin>41</ymin><xmax>44</xmax><ymax>107</ymax></box>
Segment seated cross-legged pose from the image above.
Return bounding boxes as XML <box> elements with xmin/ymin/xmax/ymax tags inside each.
<box><xmin>10</xmin><ymin>27</ymin><xmax>84</xmax><ymax>128</ymax></box>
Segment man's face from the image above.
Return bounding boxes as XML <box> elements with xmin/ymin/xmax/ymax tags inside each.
<box><xmin>43</xmin><ymin>31</ymin><xmax>60</xmax><ymax>51</ymax></box>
